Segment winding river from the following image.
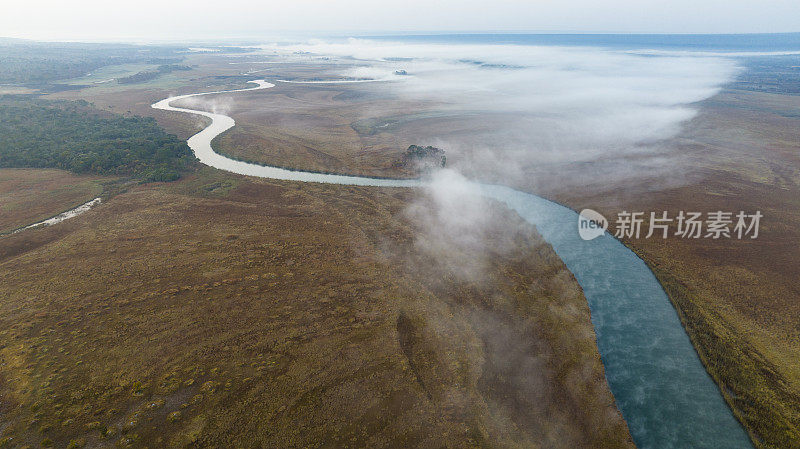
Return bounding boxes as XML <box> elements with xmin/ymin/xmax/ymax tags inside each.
<box><xmin>153</xmin><ymin>80</ymin><xmax>754</xmax><ymax>449</ymax></box>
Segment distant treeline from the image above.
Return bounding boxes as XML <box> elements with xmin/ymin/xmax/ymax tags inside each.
<box><xmin>117</xmin><ymin>64</ymin><xmax>192</xmax><ymax>84</ymax></box>
<box><xmin>0</xmin><ymin>39</ymin><xmax>187</xmax><ymax>85</ymax></box>
<box><xmin>0</xmin><ymin>98</ymin><xmax>195</xmax><ymax>182</ymax></box>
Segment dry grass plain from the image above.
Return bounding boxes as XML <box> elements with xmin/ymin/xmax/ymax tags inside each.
<box><xmin>0</xmin><ymin>169</ymin><xmax>107</xmax><ymax>234</ymax></box>
<box><xmin>208</xmin><ymin>82</ymin><xmax>437</xmax><ymax>178</ymax></box>
<box><xmin>0</xmin><ymin>168</ymin><xmax>633</xmax><ymax>448</ymax></box>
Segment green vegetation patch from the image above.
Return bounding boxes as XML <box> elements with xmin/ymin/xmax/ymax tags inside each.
<box><xmin>117</xmin><ymin>64</ymin><xmax>192</xmax><ymax>85</ymax></box>
<box><xmin>0</xmin><ymin>98</ymin><xmax>195</xmax><ymax>182</ymax></box>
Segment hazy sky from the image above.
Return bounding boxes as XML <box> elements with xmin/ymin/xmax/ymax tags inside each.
<box><xmin>2</xmin><ymin>0</ymin><xmax>799</xmax><ymax>41</ymax></box>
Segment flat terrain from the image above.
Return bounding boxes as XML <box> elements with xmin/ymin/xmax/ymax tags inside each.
<box><xmin>209</xmin><ymin>82</ymin><xmax>433</xmax><ymax>178</ymax></box>
<box><xmin>0</xmin><ymin>169</ymin><xmax>107</xmax><ymax>233</ymax></box>
<box><xmin>0</xmin><ymin>169</ymin><xmax>633</xmax><ymax>448</ymax></box>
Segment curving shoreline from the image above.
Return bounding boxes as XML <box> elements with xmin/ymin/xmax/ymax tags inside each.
<box><xmin>152</xmin><ymin>80</ymin><xmax>753</xmax><ymax>449</ymax></box>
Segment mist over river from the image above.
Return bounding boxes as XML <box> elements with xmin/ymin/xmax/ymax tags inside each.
<box><xmin>153</xmin><ymin>65</ymin><xmax>753</xmax><ymax>447</ymax></box>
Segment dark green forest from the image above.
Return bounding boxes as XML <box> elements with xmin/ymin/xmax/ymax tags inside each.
<box><xmin>0</xmin><ymin>98</ymin><xmax>195</xmax><ymax>182</ymax></box>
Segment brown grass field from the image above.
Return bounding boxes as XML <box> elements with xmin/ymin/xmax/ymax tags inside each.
<box><xmin>0</xmin><ymin>168</ymin><xmax>633</xmax><ymax>448</ymax></box>
<box><xmin>207</xmin><ymin>82</ymin><xmax>433</xmax><ymax>178</ymax></box>
<box><xmin>0</xmin><ymin>169</ymin><xmax>107</xmax><ymax>234</ymax></box>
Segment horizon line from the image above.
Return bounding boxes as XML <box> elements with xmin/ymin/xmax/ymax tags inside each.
<box><xmin>2</xmin><ymin>30</ymin><xmax>800</xmax><ymax>45</ymax></box>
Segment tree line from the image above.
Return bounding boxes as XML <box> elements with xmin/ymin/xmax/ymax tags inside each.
<box><xmin>117</xmin><ymin>64</ymin><xmax>192</xmax><ymax>84</ymax></box>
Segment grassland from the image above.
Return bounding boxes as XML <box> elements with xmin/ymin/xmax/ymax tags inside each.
<box><xmin>0</xmin><ymin>168</ymin><xmax>633</xmax><ymax>448</ymax></box>
<box><xmin>0</xmin><ymin>169</ymin><xmax>108</xmax><ymax>233</ymax></box>
<box><xmin>0</xmin><ymin>39</ymin><xmax>187</xmax><ymax>91</ymax></box>
<box><xmin>59</xmin><ymin>63</ymin><xmax>159</xmax><ymax>86</ymax></box>
<box><xmin>207</xmin><ymin>82</ymin><xmax>429</xmax><ymax>178</ymax></box>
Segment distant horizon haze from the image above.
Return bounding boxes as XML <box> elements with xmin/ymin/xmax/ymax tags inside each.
<box><xmin>1</xmin><ymin>0</ymin><xmax>799</xmax><ymax>42</ymax></box>
<box><xmin>4</xmin><ymin>32</ymin><xmax>800</xmax><ymax>49</ymax></box>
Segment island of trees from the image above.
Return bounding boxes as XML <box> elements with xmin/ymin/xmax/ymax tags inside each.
<box><xmin>394</xmin><ymin>145</ymin><xmax>447</xmax><ymax>173</ymax></box>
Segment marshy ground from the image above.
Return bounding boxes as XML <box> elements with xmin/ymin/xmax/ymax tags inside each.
<box><xmin>0</xmin><ymin>167</ymin><xmax>632</xmax><ymax>448</ymax></box>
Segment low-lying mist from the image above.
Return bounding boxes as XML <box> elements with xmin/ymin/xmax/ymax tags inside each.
<box><xmin>259</xmin><ymin>38</ymin><xmax>740</xmax><ymax>291</ymax></box>
<box><xmin>269</xmin><ymin>38</ymin><xmax>740</xmax><ymax>194</ymax></box>
<box><xmin>252</xmin><ymin>38</ymin><xmax>742</xmax><ymax>303</ymax></box>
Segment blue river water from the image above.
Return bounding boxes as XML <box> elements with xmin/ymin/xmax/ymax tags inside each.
<box><xmin>481</xmin><ymin>185</ymin><xmax>753</xmax><ymax>449</ymax></box>
<box><xmin>154</xmin><ymin>79</ymin><xmax>755</xmax><ymax>449</ymax></box>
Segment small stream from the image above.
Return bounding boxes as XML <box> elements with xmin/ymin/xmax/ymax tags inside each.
<box><xmin>11</xmin><ymin>197</ymin><xmax>102</xmax><ymax>234</ymax></box>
